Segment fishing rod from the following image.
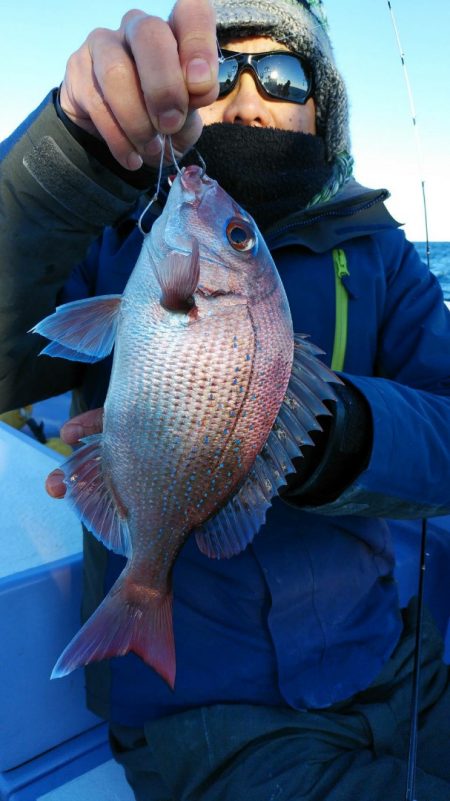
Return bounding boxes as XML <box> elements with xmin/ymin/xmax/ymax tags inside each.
<box><xmin>385</xmin><ymin>3</ymin><xmax>431</xmax><ymax>800</ymax></box>
<box><xmin>386</xmin><ymin>0</ymin><xmax>431</xmax><ymax>270</ymax></box>
<box><xmin>405</xmin><ymin>519</ymin><xmax>428</xmax><ymax>801</ymax></box>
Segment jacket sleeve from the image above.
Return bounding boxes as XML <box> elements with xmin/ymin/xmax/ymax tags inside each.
<box><xmin>0</xmin><ymin>90</ymin><xmax>146</xmax><ymax>413</ymax></box>
<box><xmin>304</xmin><ymin>232</ymin><xmax>450</xmax><ymax>519</ymax></box>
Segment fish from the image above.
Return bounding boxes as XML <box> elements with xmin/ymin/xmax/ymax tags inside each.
<box><xmin>31</xmin><ymin>165</ymin><xmax>338</xmax><ymax>688</ymax></box>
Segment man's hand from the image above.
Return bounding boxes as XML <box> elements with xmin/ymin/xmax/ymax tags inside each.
<box><xmin>59</xmin><ymin>0</ymin><xmax>218</xmax><ymax>170</ymax></box>
<box><xmin>45</xmin><ymin>408</ymin><xmax>104</xmax><ymax>499</ymax></box>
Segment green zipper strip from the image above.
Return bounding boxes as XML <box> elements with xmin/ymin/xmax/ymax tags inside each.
<box><xmin>331</xmin><ymin>248</ymin><xmax>350</xmax><ymax>372</ymax></box>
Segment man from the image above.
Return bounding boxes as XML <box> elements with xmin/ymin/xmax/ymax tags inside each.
<box><xmin>1</xmin><ymin>1</ymin><xmax>450</xmax><ymax>799</ymax></box>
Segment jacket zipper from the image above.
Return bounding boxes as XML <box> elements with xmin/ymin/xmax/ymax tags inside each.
<box><xmin>331</xmin><ymin>248</ymin><xmax>350</xmax><ymax>372</ymax></box>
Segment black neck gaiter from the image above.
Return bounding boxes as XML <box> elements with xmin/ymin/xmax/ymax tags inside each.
<box><xmin>181</xmin><ymin>123</ymin><xmax>333</xmax><ymax>230</ymax></box>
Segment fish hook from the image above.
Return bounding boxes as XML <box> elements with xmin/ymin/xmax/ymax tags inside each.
<box><xmin>168</xmin><ymin>136</ymin><xmax>207</xmax><ymax>180</ymax></box>
<box><xmin>138</xmin><ymin>133</ymin><xmax>208</xmax><ymax>234</ymax></box>
<box><xmin>137</xmin><ymin>135</ymin><xmax>166</xmax><ymax>235</ymax></box>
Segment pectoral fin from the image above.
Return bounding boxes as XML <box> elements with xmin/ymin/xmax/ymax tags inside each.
<box><xmin>154</xmin><ymin>240</ymin><xmax>200</xmax><ymax>311</ymax></box>
<box><xmin>30</xmin><ymin>295</ymin><xmax>122</xmax><ymax>362</ymax></box>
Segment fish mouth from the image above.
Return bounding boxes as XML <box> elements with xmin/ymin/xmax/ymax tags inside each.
<box><xmin>179</xmin><ymin>166</ymin><xmax>215</xmax><ymax>207</ymax></box>
<box><xmin>180</xmin><ymin>165</ymin><xmax>207</xmax><ymax>189</ymax></box>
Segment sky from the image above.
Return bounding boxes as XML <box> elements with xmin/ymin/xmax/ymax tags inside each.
<box><xmin>1</xmin><ymin>0</ymin><xmax>449</xmax><ymax>241</ymax></box>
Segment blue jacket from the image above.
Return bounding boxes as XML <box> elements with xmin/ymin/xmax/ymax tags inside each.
<box><xmin>1</xmin><ymin>93</ymin><xmax>450</xmax><ymax>725</ymax></box>
<box><xmin>62</xmin><ymin>185</ymin><xmax>450</xmax><ymax>725</ymax></box>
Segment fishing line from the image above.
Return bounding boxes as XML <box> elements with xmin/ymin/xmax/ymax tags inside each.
<box><xmin>138</xmin><ymin>135</ymin><xmax>166</xmax><ymax>235</ymax></box>
<box><xmin>385</xmin><ymin>4</ymin><xmax>431</xmax><ymax>800</ymax></box>
<box><xmin>216</xmin><ymin>37</ymin><xmax>225</xmax><ymax>63</ymax></box>
<box><xmin>138</xmin><ymin>134</ymin><xmax>185</xmax><ymax>234</ymax></box>
<box><xmin>168</xmin><ymin>136</ymin><xmax>183</xmax><ymax>176</ymax></box>
<box><xmin>191</xmin><ymin>147</ymin><xmax>207</xmax><ymax>178</ymax></box>
<box><xmin>138</xmin><ymin>126</ymin><xmax>208</xmax><ymax>234</ymax></box>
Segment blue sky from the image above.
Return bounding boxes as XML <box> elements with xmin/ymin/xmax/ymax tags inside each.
<box><xmin>1</xmin><ymin>0</ymin><xmax>449</xmax><ymax>240</ymax></box>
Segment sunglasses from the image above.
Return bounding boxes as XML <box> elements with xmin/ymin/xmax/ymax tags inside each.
<box><xmin>217</xmin><ymin>49</ymin><xmax>314</xmax><ymax>105</ymax></box>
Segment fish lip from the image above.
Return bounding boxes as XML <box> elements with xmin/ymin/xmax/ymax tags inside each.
<box><xmin>180</xmin><ymin>166</ymin><xmax>215</xmax><ymax>208</ymax></box>
<box><xmin>178</xmin><ymin>164</ymin><xmax>217</xmax><ymax>209</ymax></box>
<box><xmin>181</xmin><ymin>164</ymin><xmax>210</xmax><ymax>186</ymax></box>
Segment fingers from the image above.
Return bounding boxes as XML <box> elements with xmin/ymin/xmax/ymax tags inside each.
<box><xmin>46</xmin><ymin>469</ymin><xmax>66</xmax><ymax>499</ymax></box>
<box><xmin>45</xmin><ymin>407</ymin><xmax>104</xmax><ymax>500</ymax></box>
<box><xmin>61</xmin><ymin>25</ymin><xmax>156</xmax><ymax>171</ymax></box>
<box><xmin>60</xmin><ymin>407</ymin><xmax>104</xmax><ymax>444</ymax></box>
<box><xmin>59</xmin><ymin>1</ymin><xmax>218</xmax><ymax>170</ymax></box>
<box><xmin>122</xmin><ymin>11</ymin><xmax>189</xmax><ymax>138</ymax></box>
<box><xmin>163</xmin><ymin>110</ymin><xmax>204</xmax><ymax>161</ymax></box>
<box><xmin>168</xmin><ymin>0</ymin><xmax>218</xmax><ymax>103</ymax></box>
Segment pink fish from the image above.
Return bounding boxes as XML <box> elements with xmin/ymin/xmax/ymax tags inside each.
<box><xmin>32</xmin><ymin>165</ymin><xmax>337</xmax><ymax>688</ymax></box>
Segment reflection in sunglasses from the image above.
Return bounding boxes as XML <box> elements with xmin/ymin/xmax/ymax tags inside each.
<box><xmin>218</xmin><ymin>51</ymin><xmax>313</xmax><ymax>105</ymax></box>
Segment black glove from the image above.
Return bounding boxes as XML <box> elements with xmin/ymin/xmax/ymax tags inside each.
<box><xmin>55</xmin><ymin>88</ymin><xmax>157</xmax><ymax>191</ymax></box>
<box><xmin>280</xmin><ymin>379</ymin><xmax>373</xmax><ymax>507</ymax></box>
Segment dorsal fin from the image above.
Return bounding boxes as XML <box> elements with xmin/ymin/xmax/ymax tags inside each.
<box><xmin>194</xmin><ymin>334</ymin><xmax>340</xmax><ymax>560</ymax></box>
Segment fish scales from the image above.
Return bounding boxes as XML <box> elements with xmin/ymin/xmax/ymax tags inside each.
<box><xmin>106</xmin><ymin>298</ymin><xmax>260</xmax><ymax>538</ymax></box>
<box><xmin>32</xmin><ymin>165</ymin><xmax>336</xmax><ymax>687</ymax></box>
<box><xmin>106</xmin><ymin>244</ymin><xmax>288</xmax><ymax>539</ymax></box>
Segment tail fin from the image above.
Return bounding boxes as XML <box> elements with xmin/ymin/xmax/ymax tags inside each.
<box><xmin>52</xmin><ymin>575</ymin><xmax>175</xmax><ymax>688</ymax></box>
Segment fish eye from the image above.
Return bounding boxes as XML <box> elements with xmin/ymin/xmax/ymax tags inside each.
<box><xmin>226</xmin><ymin>218</ymin><xmax>257</xmax><ymax>252</ymax></box>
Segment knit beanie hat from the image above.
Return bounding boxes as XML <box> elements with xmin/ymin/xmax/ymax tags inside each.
<box><xmin>213</xmin><ymin>0</ymin><xmax>351</xmax><ymax>167</ymax></box>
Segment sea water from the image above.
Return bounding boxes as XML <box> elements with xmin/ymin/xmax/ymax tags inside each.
<box><xmin>415</xmin><ymin>242</ymin><xmax>450</xmax><ymax>300</ymax></box>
